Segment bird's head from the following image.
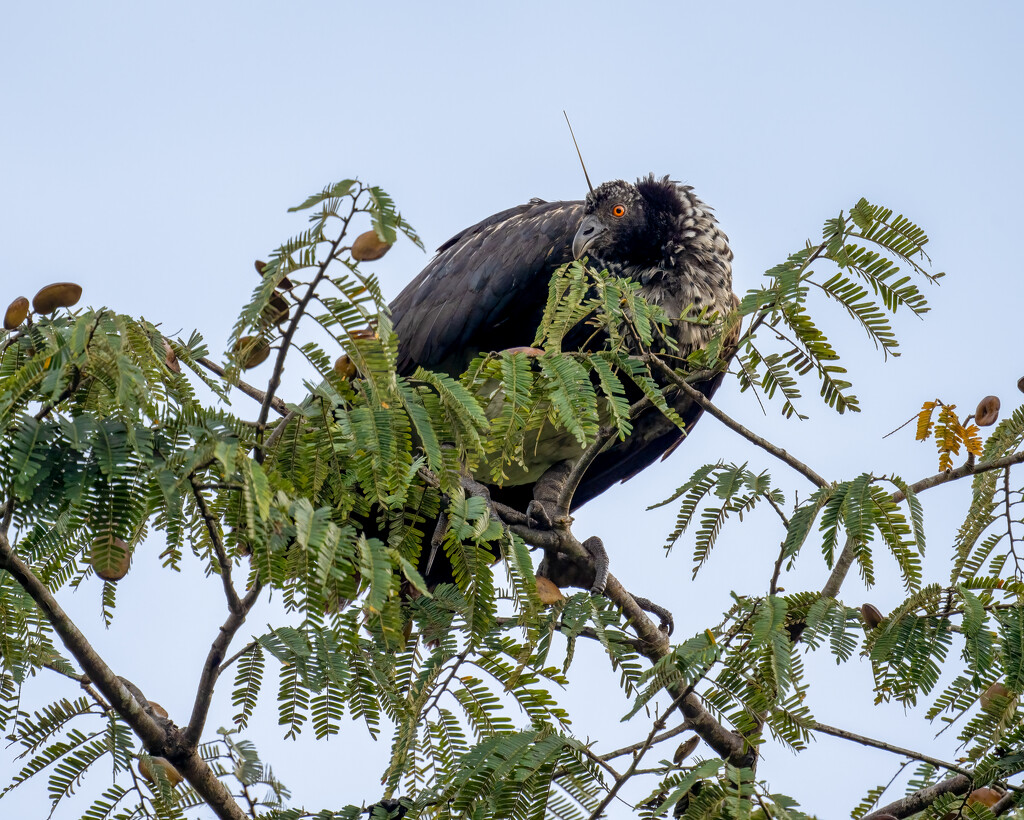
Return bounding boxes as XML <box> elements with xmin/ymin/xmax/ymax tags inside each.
<box><xmin>572</xmin><ymin>175</ymin><xmax>688</xmax><ymax>267</ymax></box>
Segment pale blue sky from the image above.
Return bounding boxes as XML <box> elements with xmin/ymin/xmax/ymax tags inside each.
<box><xmin>2</xmin><ymin>3</ymin><xmax>1023</xmax><ymax>817</ymax></box>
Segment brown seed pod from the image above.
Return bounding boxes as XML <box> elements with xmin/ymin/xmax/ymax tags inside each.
<box><xmin>32</xmin><ymin>282</ymin><xmax>83</xmax><ymax>314</ymax></box>
<box><xmin>4</xmin><ymin>296</ymin><xmax>29</xmax><ymax>330</ymax></box>
<box><xmin>504</xmin><ymin>346</ymin><xmax>546</xmax><ymax>357</ymax></box>
<box><xmin>980</xmin><ymin>681</ymin><xmax>1011</xmax><ymax>709</ymax></box>
<box><xmin>1018</xmin><ymin>376</ymin><xmax>1024</xmax><ymax>394</ymax></box>
<box><xmin>968</xmin><ymin>786</ymin><xmax>1003</xmax><ymax>807</ymax></box>
<box><xmin>162</xmin><ymin>339</ymin><xmax>181</xmax><ymax>373</ymax></box>
<box><xmin>91</xmin><ymin>536</ymin><xmax>131</xmax><ymax>582</ymax></box>
<box><xmin>334</xmin><ymin>354</ymin><xmax>357</xmax><ymax>380</ymax></box>
<box><xmin>233</xmin><ymin>336</ymin><xmax>270</xmax><ymax>369</ymax></box>
<box><xmin>255</xmin><ymin>259</ymin><xmax>293</xmax><ymax>290</ymax></box>
<box><xmin>535</xmin><ymin>576</ymin><xmax>565</xmax><ymax>604</ymax></box>
<box><xmin>351</xmin><ymin>230</ymin><xmax>392</xmax><ymax>262</ymax></box>
<box><xmin>975</xmin><ymin>395</ymin><xmax>1000</xmax><ymax>427</ymax></box>
<box><xmin>137</xmin><ymin>755</ymin><xmax>183</xmax><ymax>786</ymax></box>
<box><xmin>673</xmin><ymin>736</ymin><xmax>700</xmax><ymax>765</ymax></box>
<box><xmin>860</xmin><ymin>603</ymin><xmax>883</xmax><ymax>629</ymax></box>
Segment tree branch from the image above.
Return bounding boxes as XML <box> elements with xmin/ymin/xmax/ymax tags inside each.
<box><xmin>598</xmin><ymin>721</ymin><xmax>692</xmax><ymax>762</ymax></box>
<box><xmin>188</xmin><ymin>476</ymin><xmax>242</xmax><ymax>614</ymax></box>
<box><xmin>863</xmin><ymin>773</ymin><xmax>971</xmax><ymax>819</ymax></box>
<box><xmin>811</xmin><ymin>720</ymin><xmax>970</xmax><ymax>775</ymax></box>
<box><xmin>184</xmin><ymin>583</ymin><xmax>262</xmax><ymax>747</ymax></box>
<box><xmin>556</xmin><ymin>396</ymin><xmax>654</xmax><ymax>512</ymax></box>
<box><xmin>646</xmin><ymin>354</ymin><xmax>829</xmax><ymax>488</ymax></box>
<box><xmin>586</xmin><ymin>694</ymin><xmax>688</xmax><ymax>820</ymax></box>
<box><xmin>0</xmin><ymin>530</ymin><xmax>248</xmax><ymax>820</ymax></box>
<box><xmin>195</xmin><ymin>356</ymin><xmax>289</xmax><ymax>418</ymax></box>
<box><xmin>823</xmin><ymin>449</ymin><xmax>1024</xmax><ymax>598</ymax></box>
<box><xmin>254</xmin><ymin>193</ymin><xmax>361</xmax><ymax>441</ymax></box>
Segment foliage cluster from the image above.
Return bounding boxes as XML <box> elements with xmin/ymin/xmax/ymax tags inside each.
<box><xmin>0</xmin><ymin>178</ymin><xmax>1022</xmax><ymax>820</ymax></box>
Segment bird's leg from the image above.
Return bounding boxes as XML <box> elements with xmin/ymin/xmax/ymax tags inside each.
<box><xmin>526</xmin><ymin>460</ymin><xmax>573</xmax><ymax>530</ymax></box>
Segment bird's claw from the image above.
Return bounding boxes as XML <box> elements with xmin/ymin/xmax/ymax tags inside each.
<box><xmin>630</xmin><ymin>594</ymin><xmax>675</xmax><ymax>636</ymax></box>
<box><xmin>526</xmin><ymin>499</ymin><xmax>556</xmax><ymax>530</ymax></box>
<box><xmin>582</xmin><ymin>536</ymin><xmax>609</xmax><ymax>595</ymax></box>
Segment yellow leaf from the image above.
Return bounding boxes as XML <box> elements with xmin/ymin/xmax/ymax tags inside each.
<box><xmin>916</xmin><ymin>401</ymin><xmax>938</xmax><ymax>441</ymax></box>
<box><xmin>963</xmin><ymin>423</ymin><xmax>983</xmax><ymax>457</ymax></box>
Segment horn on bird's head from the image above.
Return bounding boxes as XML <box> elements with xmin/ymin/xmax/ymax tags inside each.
<box><xmin>563</xmin><ymin>111</ymin><xmax>593</xmax><ymax>194</ymax></box>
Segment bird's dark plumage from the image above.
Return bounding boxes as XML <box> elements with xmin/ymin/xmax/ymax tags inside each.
<box><xmin>390</xmin><ymin>175</ymin><xmax>735</xmax><ymax>512</ymax></box>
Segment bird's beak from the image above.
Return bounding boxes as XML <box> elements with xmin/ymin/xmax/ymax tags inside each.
<box><xmin>573</xmin><ymin>214</ymin><xmax>607</xmax><ymax>260</ymax></box>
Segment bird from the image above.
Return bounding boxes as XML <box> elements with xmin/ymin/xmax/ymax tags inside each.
<box><xmin>389</xmin><ymin>174</ymin><xmax>736</xmax><ymax>517</ymax></box>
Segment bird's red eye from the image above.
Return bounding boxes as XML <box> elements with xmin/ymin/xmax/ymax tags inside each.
<box><xmin>612</xmin><ymin>204</ymin><xmax>626</xmax><ymax>218</ymax></box>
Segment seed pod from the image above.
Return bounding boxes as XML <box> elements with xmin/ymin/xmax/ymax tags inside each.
<box><xmin>673</xmin><ymin>736</ymin><xmax>700</xmax><ymax>765</ymax></box>
<box><xmin>980</xmin><ymin>681</ymin><xmax>1011</xmax><ymax>709</ymax></box>
<box><xmin>137</xmin><ymin>756</ymin><xmax>183</xmax><ymax>786</ymax></box>
<box><xmin>535</xmin><ymin>576</ymin><xmax>565</xmax><ymax>604</ymax></box>
<box><xmin>334</xmin><ymin>354</ymin><xmax>357</xmax><ymax>380</ymax></box>
<box><xmin>4</xmin><ymin>296</ymin><xmax>29</xmax><ymax>329</ymax></box>
<box><xmin>162</xmin><ymin>339</ymin><xmax>181</xmax><ymax>373</ymax></box>
<box><xmin>351</xmin><ymin>230</ymin><xmax>392</xmax><ymax>261</ymax></box>
<box><xmin>504</xmin><ymin>346</ymin><xmax>546</xmax><ymax>357</ymax></box>
<box><xmin>255</xmin><ymin>259</ymin><xmax>294</xmax><ymax>290</ymax></box>
<box><xmin>968</xmin><ymin>786</ymin><xmax>1003</xmax><ymax>807</ymax></box>
<box><xmin>32</xmin><ymin>282</ymin><xmax>82</xmax><ymax>314</ymax></box>
<box><xmin>975</xmin><ymin>395</ymin><xmax>1000</xmax><ymax>427</ymax></box>
<box><xmin>1018</xmin><ymin>376</ymin><xmax>1024</xmax><ymax>394</ymax></box>
<box><xmin>91</xmin><ymin>536</ymin><xmax>131</xmax><ymax>582</ymax></box>
<box><xmin>860</xmin><ymin>603</ymin><xmax>883</xmax><ymax>629</ymax></box>
<box><xmin>233</xmin><ymin>336</ymin><xmax>270</xmax><ymax>369</ymax></box>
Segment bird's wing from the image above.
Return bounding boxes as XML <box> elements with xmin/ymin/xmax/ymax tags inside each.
<box><xmin>570</xmin><ymin>289</ymin><xmax>741</xmax><ymax>509</ymax></box>
<box><xmin>391</xmin><ymin>199</ymin><xmax>582</xmax><ymax>375</ymax></box>
<box><xmin>571</xmin><ymin>368</ymin><xmax>728</xmax><ymax>508</ymax></box>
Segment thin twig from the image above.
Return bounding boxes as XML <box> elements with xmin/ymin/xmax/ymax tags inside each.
<box><xmin>188</xmin><ymin>476</ymin><xmax>241</xmax><ymax>614</ymax></box>
<box><xmin>811</xmin><ymin>721</ymin><xmax>970</xmax><ymax>775</ymax></box>
<box><xmin>646</xmin><ymin>354</ymin><xmax>829</xmax><ymax>488</ymax></box>
<box><xmin>598</xmin><ymin>722</ymin><xmax>692</xmax><ymax>762</ymax></box>
<box><xmin>556</xmin><ymin>396</ymin><xmax>654</xmax><ymax>512</ymax></box>
<box><xmin>255</xmin><ymin>193</ymin><xmax>361</xmax><ymax>443</ymax></box>
<box><xmin>182</xmin><ymin>484</ymin><xmax>264</xmax><ymax>747</ymax></box>
<box><xmin>41</xmin><ymin>658</ymin><xmax>111</xmax><ymax>712</ymax></box>
<box><xmin>1005</xmin><ymin>467</ymin><xmax>1023</xmax><ymax>577</ymax></box>
<box><xmin>586</xmin><ymin>694</ymin><xmax>687</xmax><ymax>820</ymax></box>
<box><xmin>824</xmin><ymin>449</ymin><xmax>1024</xmax><ymax>598</ymax></box>
<box><xmin>422</xmin><ymin>647</ymin><xmax>472</xmax><ymax>719</ymax></box>
<box><xmin>195</xmin><ymin>357</ymin><xmax>288</xmax><ymax>417</ymax></box>
<box><xmin>218</xmin><ymin>640</ymin><xmax>259</xmax><ymax>677</ymax></box>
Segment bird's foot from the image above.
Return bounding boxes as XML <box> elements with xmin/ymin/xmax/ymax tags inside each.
<box><xmin>629</xmin><ymin>594</ymin><xmax>675</xmax><ymax>636</ymax></box>
<box><xmin>526</xmin><ymin>499</ymin><xmax>556</xmax><ymax>530</ymax></box>
<box><xmin>536</xmin><ymin>535</ymin><xmax>609</xmax><ymax>596</ymax></box>
<box><xmin>526</xmin><ymin>460</ymin><xmax>574</xmax><ymax>530</ymax></box>
<box><xmin>583</xmin><ymin>536</ymin><xmax>609</xmax><ymax>595</ymax></box>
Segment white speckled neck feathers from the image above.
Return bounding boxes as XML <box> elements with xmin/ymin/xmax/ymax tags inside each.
<box><xmin>588</xmin><ymin>177</ymin><xmax>735</xmax><ymax>354</ymax></box>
